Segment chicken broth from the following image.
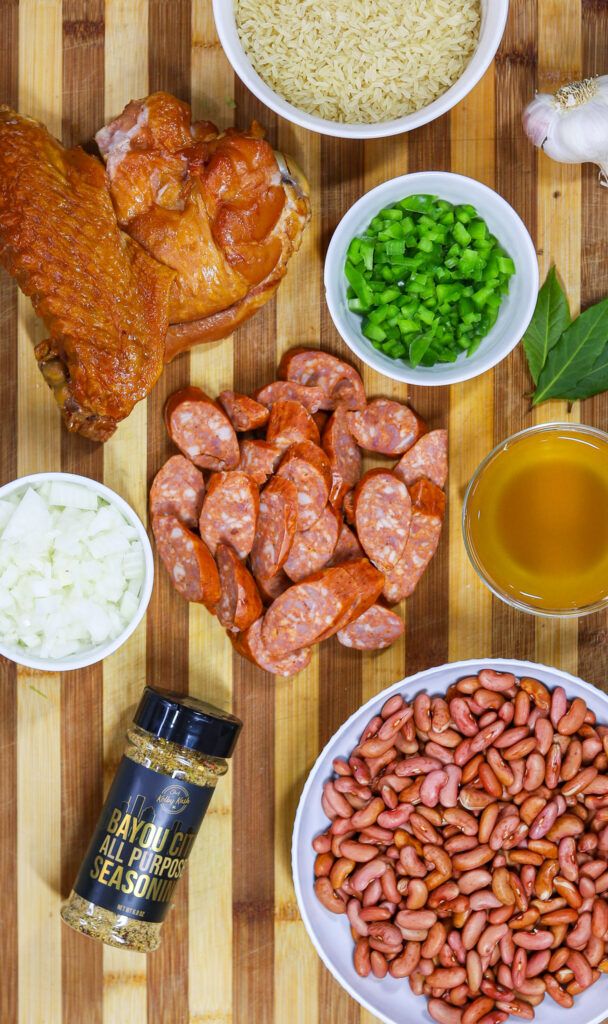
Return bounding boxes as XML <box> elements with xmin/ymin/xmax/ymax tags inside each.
<box><xmin>464</xmin><ymin>425</ymin><xmax>608</xmax><ymax>613</ymax></box>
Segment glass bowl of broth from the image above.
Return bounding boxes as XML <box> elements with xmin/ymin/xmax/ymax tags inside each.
<box><xmin>463</xmin><ymin>423</ymin><xmax>608</xmax><ymax>616</ymax></box>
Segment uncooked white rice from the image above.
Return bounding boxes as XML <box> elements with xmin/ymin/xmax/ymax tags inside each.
<box><xmin>234</xmin><ymin>0</ymin><xmax>481</xmax><ymax>124</ymax></box>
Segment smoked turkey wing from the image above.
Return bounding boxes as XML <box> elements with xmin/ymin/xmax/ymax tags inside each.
<box><xmin>0</xmin><ymin>107</ymin><xmax>174</xmax><ymax>441</ymax></box>
<box><xmin>96</xmin><ymin>93</ymin><xmax>311</xmax><ymax>358</ymax></box>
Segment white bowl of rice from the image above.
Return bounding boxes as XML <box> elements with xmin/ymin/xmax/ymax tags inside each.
<box><xmin>0</xmin><ymin>473</ymin><xmax>153</xmax><ymax>672</ymax></box>
<box><xmin>213</xmin><ymin>0</ymin><xmax>509</xmax><ymax>139</ymax></box>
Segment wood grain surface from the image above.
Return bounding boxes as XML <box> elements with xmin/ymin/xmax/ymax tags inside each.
<box><xmin>0</xmin><ymin>2</ymin><xmax>607</xmax><ymax>1022</ymax></box>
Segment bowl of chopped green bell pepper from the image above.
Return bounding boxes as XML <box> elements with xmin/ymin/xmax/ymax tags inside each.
<box><xmin>324</xmin><ymin>172</ymin><xmax>539</xmax><ymax>385</ymax></box>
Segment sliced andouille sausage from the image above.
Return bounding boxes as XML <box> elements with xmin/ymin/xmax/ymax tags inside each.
<box><xmin>255</xmin><ymin>568</ymin><xmax>291</xmax><ymax>606</ymax></box>
<box><xmin>253</xmin><ymin>380</ymin><xmax>326</xmax><ymax>413</ymax></box>
<box><xmin>313</xmin><ymin>411</ymin><xmax>328</xmax><ymax>435</ymax></box>
<box><xmin>278</xmin><ymin>347</ymin><xmax>366</xmax><ymax>411</ymax></box>
<box><xmin>152</xmin><ymin>515</ymin><xmax>220</xmax><ymax>610</ymax></box>
<box><xmin>215</xmin><ymin>543</ymin><xmax>262</xmax><ymax>632</ymax></box>
<box><xmin>262</xmin><ymin>558</ymin><xmax>384</xmax><ymax>655</ymax></box>
<box><xmin>149</xmin><ymin>454</ymin><xmax>205</xmax><ymax>530</ymax></box>
<box><xmin>346</xmin><ymin>398</ymin><xmax>427</xmax><ymax>456</ymax></box>
<box><xmin>342</xmin><ymin>489</ymin><xmax>355</xmax><ymax>525</ymax></box>
<box><xmin>250</xmin><ymin>476</ymin><xmax>298</xmax><ymax>581</ymax></box>
<box><xmin>383</xmin><ymin>479</ymin><xmax>446</xmax><ymax>604</ymax></box>
<box><xmin>265</xmin><ymin>399</ymin><xmax>320</xmax><ymax>451</ymax></box>
<box><xmin>284</xmin><ymin>504</ymin><xmax>341</xmax><ymax>583</ymax></box>
<box><xmin>337</xmin><ymin>604</ymin><xmax>404</xmax><ymax>651</ymax></box>
<box><xmin>329</xmin><ymin>477</ymin><xmax>348</xmax><ymax>509</ymax></box>
<box><xmin>354</xmin><ymin>469</ymin><xmax>412</xmax><ymax>574</ymax></box>
<box><xmin>317</xmin><ymin>558</ymin><xmax>385</xmax><ymax>640</ymax></box>
<box><xmin>218</xmin><ymin>390</ymin><xmax>269</xmax><ymax>432</ymax></box>
<box><xmin>393</xmin><ymin>429</ymin><xmax>448</xmax><ymax>489</ymax></box>
<box><xmin>165</xmin><ymin>386</ymin><xmax>240</xmax><ymax>471</ymax></box>
<box><xmin>322</xmin><ymin>407</ymin><xmax>362</xmax><ymax>510</ymax></box>
<box><xmin>238</xmin><ymin>439</ymin><xmax>283</xmax><ymax>485</ymax></box>
<box><xmin>231</xmin><ymin>618</ymin><xmax>312</xmax><ymax>678</ymax></box>
<box><xmin>261</xmin><ymin>567</ymin><xmax>351</xmax><ymax>655</ymax></box>
<box><xmin>199</xmin><ymin>471</ymin><xmax>259</xmax><ymax>560</ymax></box>
<box><xmin>327</xmin><ymin>522</ymin><xmax>364</xmax><ymax>566</ymax></box>
<box><xmin>276</xmin><ymin>440</ymin><xmax>332</xmax><ymax>531</ymax></box>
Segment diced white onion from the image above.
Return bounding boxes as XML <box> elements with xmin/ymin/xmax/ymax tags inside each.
<box><xmin>0</xmin><ymin>482</ymin><xmax>146</xmax><ymax>660</ymax></box>
<box><xmin>3</xmin><ymin>487</ymin><xmax>51</xmax><ymax>542</ymax></box>
<box><xmin>46</xmin><ymin>481</ymin><xmax>99</xmax><ymax>510</ymax></box>
<box><xmin>0</xmin><ymin>500</ymin><xmax>16</xmax><ymax>530</ymax></box>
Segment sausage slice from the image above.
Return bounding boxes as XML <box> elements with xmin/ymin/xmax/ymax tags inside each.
<box><xmin>149</xmin><ymin>455</ymin><xmax>205</xmax><ymax>529</ymax></box>
<box><xmin>317</xmin><ymin>558</ymin><xmax>385</xmax><ymax>640</ymax></box>
<box><xmin>383</xmin><ymin>479</ymin><xmax>446</xmax><ymax>604</ymax></box>
<box><xmin>218</xmin><ymin>390</ymin><xmax>269</xmax><ymax>432</ymax></box>
<box><xmin>238</xmin><ymin>439</ymin><xmax>283</xmax><ymax>485</ymax></box>
<box><xmin>279</xmin><ymin>348</ymin><xmax>366</xmax><ymax>411</ymax></box>
<box><xmin>152</xmin><ymin>515</ymin><xmax>220</xmax><ymax>610</ymax></box>
<box><xmin>231</xmin><ymin>618</ymin><xmax>311</xmax><ymax>678</ymax></box>
<box><xmin>250</xmin><ymin>476</ymin><xmax>298</xmax><ymax>581</ymax></box>
<box><xmin>322</xmin><ymin>407</ymin><xmax>361</xmax><ymax>510</ymax></box>
<box><xmin>199</xmin><ymin>471</ymin><xmax>259</xmax><ymax>560</ymax></box>
<box><xmin>393</xmin><ymin>429</ymin><xmax>448</xmax><ymax>489</ymax></box>
<box><xmin>255</xmin><ymin>568</ymin><xmax>291</xmax><ymax>606</ymax></box>
<box><xmin>337</xmin><ymin>604</ymin><xmax>404</xmax><ymax>651</ymax></box>
<box><xmin>276</xmin><ymin>440</ymin><xmax>331</xmax><ymax>531</ymax></box>
<box><xmin>342</xmin><ymin>489</ymin><xmax>355</xmax><ymax>525</ymax></box>
<box><xmin>215</xmin><ymin>544</ymin><xmax>262</xmax><ymax>632</ymax></box>
<box><xmin>165</xmin><ymin>386</ymin><xmax>239</xmax><ymax>470</ymax></box>
<box><xmin>254</xmin><ymin>380</ymin><xmax>326</xmax><ymax>413</ymax></box>
<box><xmin>284</xmin><ymin>504</ymin><xmax>341</xmax><ymax>582</ymax></box>
<box><xmin>347</xmin><ymin>398</ymin><xmax>426</xmax><ymax>456</ymax></box>
<box><xmin>354</xmin><ymin>469</ymin><xmax>412</xmax><ymax>574</ymax></box>
<box><xmin>262</xmin><ymin>558</ymin><xmax>383</xmax><ymax>655</ymax></box>
<box><xmin>266</xmin><ymin>399</ymin><xmax>320</xmax><ymax>451</ymax></box>
<box><xmin>327</xmin><ymin>523</ymin><xmax>364</xmax><ymax>566</ymax></box>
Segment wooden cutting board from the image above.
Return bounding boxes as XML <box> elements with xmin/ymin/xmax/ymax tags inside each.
<box><xmin>0</xmin><ymin>2</ymin><xmax>607</xmax><ymax>1022</ymax></box>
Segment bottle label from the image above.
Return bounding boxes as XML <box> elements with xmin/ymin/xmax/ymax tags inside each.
<box><xmin>73</xmin><ymin>757</ymin><xmax>213</xmax><ymax>923</ymax></box>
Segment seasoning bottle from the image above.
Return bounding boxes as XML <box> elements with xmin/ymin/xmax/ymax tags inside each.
<box><xmin>61</xmin><ymin>686</ymin><xmax>241</xmax><ymax>952</ymax></box>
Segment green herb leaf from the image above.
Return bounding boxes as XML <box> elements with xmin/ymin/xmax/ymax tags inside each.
<box><xmin>564</xmin><ymin>347</ymin><xmax>608</xmax><ymax>401</ymax></box>
<box><xmin>523</xmin><ymin>266</ymin><xmax>571</xmax><ymax>384</ymax></box>
<box><xmin>533</xmin><ymin>296</ymin><xmax>608</xmax><ymax>404</ymax></box>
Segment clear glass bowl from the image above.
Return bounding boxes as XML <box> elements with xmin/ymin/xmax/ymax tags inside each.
<box><xmin>462</xmin><ymin>422</ymin><xmax>608</xmax><ymax>618</ymax></box>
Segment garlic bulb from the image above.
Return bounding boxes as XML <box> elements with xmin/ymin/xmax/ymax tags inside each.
<box><xmin>523</xmin><ymin>76</ymin><xmax>608</xmax><ymax>185</ymax></box>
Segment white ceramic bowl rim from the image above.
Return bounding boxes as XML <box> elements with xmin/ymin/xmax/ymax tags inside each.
<box><xmin>0</xmin><ymin>472</ymin><xmax>154</xmax><ymax>672</ymax></box>
<box><xmin>292</xmin><ymin>658</ymin><xmax>608</xmax><ymax>1024</ymax></box>
<box><xmin>212</xmin><ymin>0</ymin><xmax>510</xmax><ymax>139</ymax></box>
<box><xmin>324</xmin><ymin>171</ymin><xmax>540</xmax><ymax>386</ymax></box>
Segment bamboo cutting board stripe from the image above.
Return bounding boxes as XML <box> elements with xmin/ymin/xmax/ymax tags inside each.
<box><xmin>534</xmin><ymin>0</ymin><xmax>581</xmax><ymax>679</ymax></box>
<box><xmin>0</xmin><ymin>2</ymin><xmax>19</xmax><ymax>1021</ymax></box>
<box><xmin>579</xmin><ymin>0</ymin><xmax>608</xmax><ymax>689</ymax></box>
<box><xmin>493</xmin><ymin>0</ymin><xmax>536</xmax><ymax>668</ymax></box>
<box><xmin>102</xmin><ymin>2</ymin><xmax>149</xmax><ymax>1022</ymax></box>
<box><xmin>60</xmin><ymin>5</ymin><xmax>105</xmax><ymax>1024</ymax></box>
<box><xmin>17</xmin><ymin>7</ymin><xmax>63</xmax><ymax>1024</ymax></box>
<box><xmin>188</xmin><ymin>14</ymin><xmax>236</xmax><ymax>1024</ymax></box>
<box><xmin>0</xmin><ymin>3</ymin><xmax>607</xmax><ymax>1023</ymax></box>
<box><xmin>447</xmin><ymin>67</ymin><xmax>495</xmax><ymax>661</ymax></box>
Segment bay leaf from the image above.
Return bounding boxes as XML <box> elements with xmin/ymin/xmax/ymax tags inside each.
<box><xmin>565</xmin><ymin>347</ymin><xmax>608</xmax><ymax>401</ymax></box>
<box><xmin>523</xmin><ymin>266</ymin><xmax>570</xmax><ymax>384</ymax></box>
<box><xmin>532</xmin><ymin>297</ymin><xmax>608</xmax><ymax>404</ymax></box>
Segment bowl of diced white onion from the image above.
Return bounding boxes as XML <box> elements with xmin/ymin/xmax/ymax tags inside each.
<box><xmin>0</xmin><ymin>473</ymin><xmax>154</xmax><ymax>672</ymax></box>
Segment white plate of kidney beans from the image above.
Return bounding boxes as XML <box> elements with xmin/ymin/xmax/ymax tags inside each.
<box><xmin>292</xmin><ymin>659</ymin><xmax>608</xmax><ymax>1024</ymax></box>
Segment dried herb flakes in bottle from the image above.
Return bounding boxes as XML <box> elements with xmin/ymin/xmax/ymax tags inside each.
<box><xmin>61</xmin><ymin>686</ymin><xmax>241</xmax><ymax>952</ymax></box>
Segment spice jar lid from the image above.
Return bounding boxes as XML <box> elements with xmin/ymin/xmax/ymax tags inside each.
<box><xmin>134</xmin><ymin>686</ymin><xmax>242</xmax><ymax>758</ymax></box>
